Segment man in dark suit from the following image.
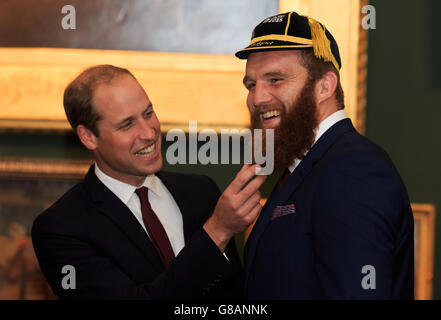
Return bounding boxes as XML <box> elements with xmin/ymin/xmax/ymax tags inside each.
<box><xmin>236</xmin><ymin>11</ymin><xmax>414</xmax><ymax>299</ymax></box>
<box><xmin>32</xmin><ymin>65</ymin><xmax>266</xmax><ymax>299</ymax></box>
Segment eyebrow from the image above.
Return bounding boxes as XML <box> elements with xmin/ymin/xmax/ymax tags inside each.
<box><xmin>243</xmin><ymin>71</ymin><xmax>291</xmax><ymax>85</ymax></box>
<box><xmin>115</xmin><ymin>103</ymin><xmax>153</xmax><ymax>128</ymax></box>
<box><xmin>145</xmin><ymin>103</ymin><xmax>153</xmax><ymax>111</ymax></box>
<box><xmin>263</xmin><ymin>71</ymin><xmax>290</xmax><ymax>78</ymax></box>
<box><xmin>115</xmin><ymin>116</ymin><xmax>134</xmax><ymax>128</ymax></box>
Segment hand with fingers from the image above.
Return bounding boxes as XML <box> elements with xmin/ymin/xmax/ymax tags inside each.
<box><xmin>203</xmin><ymin>164</ymin><xmax>267</xmax><ymax>252</ymax></box>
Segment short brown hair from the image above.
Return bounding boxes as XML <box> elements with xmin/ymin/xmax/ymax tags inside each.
<box><xmin>299</xmin><ymin>49</ymin><xmax>345</xmax><ymax>109</ymax></box>
<box><xmin>63</xmin><ymin>65</ymin><xmax>135</xmax><ymax>136</ymax></box>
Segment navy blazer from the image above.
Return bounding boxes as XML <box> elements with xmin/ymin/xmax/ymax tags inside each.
<box><xmin>32</xmin><ymin>166</ymin><xmax>243</xmax><ymax>299</ymax></box>
<box><xmin>245</xmin><ymin>119</ymin><xmax>414</xmax><ymax>299</ymax></box>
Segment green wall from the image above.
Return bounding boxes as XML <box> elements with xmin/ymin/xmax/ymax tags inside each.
<box><xmin>366</xmin><ymin>0</ymin><xmax>441</xmax><ymax>298</ymax></box>
<box><xmin>0</xmin><ymin>133</ymin><xmax>88</xmax><ymax>159</ymax></box>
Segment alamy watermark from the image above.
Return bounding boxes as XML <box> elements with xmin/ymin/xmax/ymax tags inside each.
<box><xmin>165</xmin><ymin>121</ymin><xmax>274</xmax><ymax>175</ymax></box>
<box><xmin>61</xmin><ymin>265</ymin><xmax>76</xmax><ymax>289</ymax></box>
<box><xmin>61</xmin><ymin>5</ymin><xmax>76</xmax><ymax>30</ymax></box>
<box><xmin>361</xmin><ymin>264</ymin><xmax>376</xmax><ymax>290</ymax></box>
<box><xmin>361</xmin><ymin>5</ymin><xmax>376</xmax><ymax>30</ymax></box>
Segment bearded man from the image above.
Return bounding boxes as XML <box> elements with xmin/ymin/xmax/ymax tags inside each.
<box><xmin>237</xmin><ymin>11</ymin><xmax>414</xmax><ymax>299</ymax></box>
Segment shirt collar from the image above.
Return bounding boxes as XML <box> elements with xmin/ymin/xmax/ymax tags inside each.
<box><xmin>313</xmin><ymin>109</ymin><xmax>347</xmax><ymax>145</ymax></box>
<box><xmin>94</xmin><ymin>164</ymin><xmax>162</xmax><ymax>205</ymax></box>
<box><xmin>141</xmin><ymin>174</ymin><xmax>162</xmax><ymax>197</ymax></box>
<box><xmin>288</xmin><ymin>109</ymin><xmax>347</xmax><ymax>172</ymax></box>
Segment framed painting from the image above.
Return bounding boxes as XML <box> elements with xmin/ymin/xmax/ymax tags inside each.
<box><xmin>0</xmin><ymin>157</ymin><xmax>91</xmax><ymax>299</ymax></box>
<box><xmin>0</xmin><ymin>0</ymin><xmax>367</xmax><ymax>133</ymax></box>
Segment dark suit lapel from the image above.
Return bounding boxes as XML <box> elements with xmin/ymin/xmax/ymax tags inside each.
<box><xmin>83</xmin><ymin>165</ymin><xmax>164</xmax><ymax>272</ymax></box>
<box><xmin>156</xmin><ymin>171</ymin><xmax>200</xmax><ymax>244</ymax></box>
<box><xmin>245</xmin><ymin>119</ymin><xmax>355</xmax><ymax>282</ymax></box>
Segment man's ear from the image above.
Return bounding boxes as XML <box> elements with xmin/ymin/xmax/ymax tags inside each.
<box><xmin>76</xmin><ymin>125</ymin><xmax>98</xmax><ymax>151</ymax></box>
<box><xmin>314</xmin><ymin>71</ymin><xmax>338</xmax><ymax>104</ymax></box>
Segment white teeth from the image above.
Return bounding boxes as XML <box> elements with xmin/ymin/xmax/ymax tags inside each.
<box><xmin>135</xmin><ymin>144</ymin><xmax>155</xmax><ymax>157</ymax></box>
<box><xmin>262</xmin><ymin>110</ymin><xmax>280</xmax><ymax>120</ymax></box>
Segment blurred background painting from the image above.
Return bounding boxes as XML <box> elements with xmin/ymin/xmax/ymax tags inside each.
<box><xmin>0</xmin><ymin>158</ymin><xmax>90</xmax><ymax>299</ymax></box>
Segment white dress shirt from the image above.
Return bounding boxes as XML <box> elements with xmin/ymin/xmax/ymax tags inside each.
<box><xmin>288</xmin><ymin>109</ymin><xmax>348</xmax><ymax>173</ymax></box>
<box><xmin>94</xmin><ymin>165</ymin><xmax>185</xmax><ymax>256</ymax></box>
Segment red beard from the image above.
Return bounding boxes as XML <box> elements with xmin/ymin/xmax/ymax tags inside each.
<box><xmin>251</xmin><ymin>78</ymin><xmax>318</xmax><ymax>171</ymax></box>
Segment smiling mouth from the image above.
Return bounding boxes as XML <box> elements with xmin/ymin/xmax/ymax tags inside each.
<box><xmin>261</xmin><ymin>110</ymin><xmax>281</xmax><ymax>121</ymax></box>
<box><xmin>135</xmin><ymin>144</ymin><xmax>156</xmax><ymax>157</ymax></box>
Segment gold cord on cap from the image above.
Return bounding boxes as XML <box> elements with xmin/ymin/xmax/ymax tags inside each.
<box><xmin>307</xmin><ymin>17</ymin><xmax>340</xmax><ymax>70</ymax></box>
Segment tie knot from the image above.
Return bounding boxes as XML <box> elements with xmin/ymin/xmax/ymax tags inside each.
<box><xmin>135</xmin><ymin>187</ymin><xmax>149</xmax><ymax>201</ymax></box>
<box><xmin>282</xmin><ymin>168</ymin><xmax>291</xmax><ymax>179</ymax></box>
<box><xmin>278</xmin><ymin>168</ymin><xmax>292</xmax><ymax>190</ymax></box>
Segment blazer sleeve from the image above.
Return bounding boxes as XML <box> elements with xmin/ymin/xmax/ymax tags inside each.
<box><xmin>311</xmin><ymin>155</ymin><xmax>414</xmax><ymax>299</ymax></box>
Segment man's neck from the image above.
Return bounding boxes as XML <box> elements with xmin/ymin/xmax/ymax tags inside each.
<box><xmin>288</xmin><ymin>109</ymin><xmax>347</xmax><ymax>173</ymax></box>
<box><xmin>94</xmin><ymin>163</ymin><xmax>147</xmax><ymax>187</ymax></box>
<box><xmin>94</xmin><ymin>161</ymin><xmax>147</xmax><ymax>187</ymax></box>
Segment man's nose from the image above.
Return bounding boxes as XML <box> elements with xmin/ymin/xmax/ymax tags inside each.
<box><xmin>252</xmin><ymin>82</ymin><xmax>272</xmax><ymax>107</ymax></box>
<box><xmin>138</xmin><ymin>119</ymin><xmax>157</xmax><ymax>140</ymax></box>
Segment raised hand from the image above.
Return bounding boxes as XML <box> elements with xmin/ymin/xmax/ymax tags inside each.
<box><xmin>203</xmin><ymin>164</ymin><xmax>267</xmax><ymax>251</ymax></box>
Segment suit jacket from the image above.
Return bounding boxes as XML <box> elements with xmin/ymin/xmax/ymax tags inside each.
<box><xmin>245</xmin><ymin>119</ymin><xmax>414</xmax><ymax>299</ymax></box>
<box><xmin>32</xmin><ymin>166</ymin><xmax>243</xmax><ymax>299</ymax></box>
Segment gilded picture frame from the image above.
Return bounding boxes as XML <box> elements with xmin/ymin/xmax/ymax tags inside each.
<box><xmin>0</xmin><ymin>0</ymin><xmax>367</xmax><ymax>133</ymax></box>
<box><xmin>412</xmin><ymin>203</ymin><xmax>436</xmax><ymax>300</ymax></box>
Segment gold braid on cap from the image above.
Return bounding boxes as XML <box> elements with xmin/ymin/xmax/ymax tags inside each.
<box><xmin>307</xmin><ymin>17</ymin><xmax>340</xmax><ymax>71</ymax></box>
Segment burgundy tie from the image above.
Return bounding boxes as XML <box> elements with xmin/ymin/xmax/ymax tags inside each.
<box><xmin>135</xmin><ymin>187</ymin><xmax>175</xmax><ymax>268</ymax></box>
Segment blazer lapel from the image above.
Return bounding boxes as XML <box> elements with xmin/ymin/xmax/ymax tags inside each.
<box><xmin>83</xmin><ymin>165</ymin><xmax>164</xmax><ymax>272</ymax></box>
<box><xmin>245</xmin><ymin>119</ymin><xmax>355</xmax><ymax>282</ymax></box>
